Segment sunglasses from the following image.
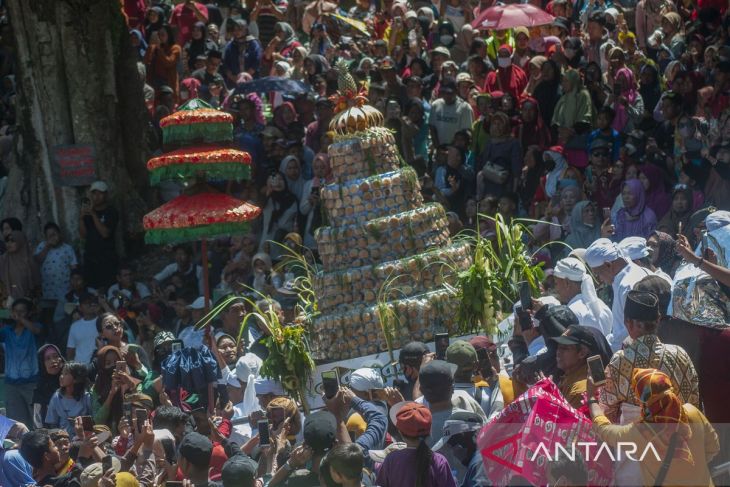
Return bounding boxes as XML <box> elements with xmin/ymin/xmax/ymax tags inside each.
<box><xmin>592</xmin><ymin>150</ymin><xmax>610</xmax><ymax>157</ymax></box>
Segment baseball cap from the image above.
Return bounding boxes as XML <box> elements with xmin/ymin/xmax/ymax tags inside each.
<box><xmin>445</xmin><ymin>340</ymin><xmax>477</xmax><ymax>372</ymax></box>
<box><xmin>552</xmin><ymin>16</ymin><xmax>570</xmax><ymax>32</ymax></box>
<box><xmin>538</xmin><ymin>305</ymin><xmax>578</xmax><ymax>339</ymax></box>
<box><xmin>550</xmin><ymin>325</ymin><xmax>597</xmax><ymax>349</ymax></box>
<box><xmin>404</xmin><ymin>75</ymin><xmax>423</xmax><ymax>86</ymax></box>
<box><xmin>398</xmin><ymin>341</ymin><xmax>428</xmax><ymax>365</ymax></box>
<box><xmin>221</xmin><ymin>453</ymin><xmax>257</xmax><ymax>486</ymax></box>
<box><xmin>235</xmin><ymin>354</ymin><xmax>262</xmax><ymax>382</ymax></box>
<box><xmin>389</xmin><ymin>401</ymin><xmax>432</xmax><ymax>438</ymax></box>
<box><xmin>432</xmin><ymin>410</ymin><xmax>485</xmax><ymax>451</ymax></box>
<box><xmin>430</xmin><ymin>46</ymin><xmax>451</xmax><ymax>59</ymax></box>
<box><xmin>456</xmin><ymin>72</ymin><xmax>474</xmax><ymax>85</ymax></box>
<box><xmin>80</xmin><ymin>458</ymin><xmax>122</xmax><ymax>487</ymax></box>
<box><xmin>624</xmin><ymin>290</ymin><xmax>659</xmax><ymax>321</ymax></box>
<box><xmin>418</xmin><ymin>360</ymin><xmax>457</xmax><ymax>390</ymax></box>
<box><xmin>589</xmin><ymin>138</ymin><xmax>611</xmax><ymax>152</ymax></box>
<box><xmin>179</xmin><ymin>432</ymin><xmax>213</xmax><ymax>469</ymax></box>
<box><xmin>368</xmin><ymin>441</ymin><xmax>407</xmax><ymax>463</ymax></box>
<box><xmin>588</xmin><ymin>11</ymin><xmax>606</xmax><ymax>25</ymax></box>
<box><xmin>90</xmin><ymin>181</ymin><xmax>108</xmax><ymax>193</ymax></box>
<box><xmin>303</xmin><ymin>411</ymin><xmax>337</xmax><ymax>453</ymax></box>
<box><xmin>127</xmin><ymin>392</ymin><xmax>154</xmax><ymax>411</ymax></box>
<box><xmin>188</xmin><ymin>296</ymin><xmax>206</xmax><ymax>310</ymax></box>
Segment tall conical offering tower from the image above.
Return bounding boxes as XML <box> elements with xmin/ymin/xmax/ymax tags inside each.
<box><xmin>311</xmin><ymin>61</ymin><xmax>471</xmax><ymax>361</ymax></box>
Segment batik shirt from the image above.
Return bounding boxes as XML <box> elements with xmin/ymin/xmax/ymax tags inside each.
<box><xmin>600</xmin><ymin>334</ymin><xmax>700</xmax><ymax>421</ymax></box>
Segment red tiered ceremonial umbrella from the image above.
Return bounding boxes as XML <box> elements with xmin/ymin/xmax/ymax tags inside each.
<box><xmin>147</xmin><ymin>146</ymin><xmax>252</xmax><ymax>185</ymax></box>
<box><xmin>472</xmin><ymin>4</ymin><xmax>554</xmax><ymax>30</ymax></box>
<box><xmin>145</xmin><ymin>99</ymin><xmax>259</xmax><ymax>311</ymax></box>
<box><xmin>160</xmin><ymin>98</ymin><xmax>234</xmax><ymax>146</ymax></box>
<box><xmin>143</xmin><ymin>192</ymin><xmax>261</xmax><ymax>245</ymax></box>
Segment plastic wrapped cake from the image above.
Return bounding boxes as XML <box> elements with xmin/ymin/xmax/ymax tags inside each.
<box><xmin>310</xmin><ymin>61</ymin><xmax>470</xmax><ymax>361</ymax></box>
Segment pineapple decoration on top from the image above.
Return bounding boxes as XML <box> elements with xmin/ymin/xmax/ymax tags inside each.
<box><xmin>329</xmin><ymin>59</ymin><xmax>384</xmax><ymax>135</ymax></box>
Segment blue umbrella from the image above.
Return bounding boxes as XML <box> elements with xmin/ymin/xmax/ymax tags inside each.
<box><xmin>235</xmin><ymin>76</ymin><xmax>310</xmax><ymax>95</ymax></box>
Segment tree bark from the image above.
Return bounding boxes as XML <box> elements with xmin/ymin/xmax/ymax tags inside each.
<box><xmin>3</xmin><ymin>0</ymin><xmax>149</xmax><ymax>247</ymax></box>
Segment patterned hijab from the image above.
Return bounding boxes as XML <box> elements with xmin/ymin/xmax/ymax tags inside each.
<box><xmin>631</xmin><ymin>368</ymin><xmax>694</xmax><ymax>466</ymax></box>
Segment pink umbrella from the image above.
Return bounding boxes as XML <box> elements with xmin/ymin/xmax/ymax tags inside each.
<box><xmin>472</xmin><ymin>4</ymin><xmax>554</xmax><ymax>30</ymax></box>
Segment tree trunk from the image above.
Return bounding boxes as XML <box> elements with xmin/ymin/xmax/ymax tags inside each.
<box><xmin>3</xmin><ymin>0</ymin><xmax>149</xmax><ymax>247</ymax></box>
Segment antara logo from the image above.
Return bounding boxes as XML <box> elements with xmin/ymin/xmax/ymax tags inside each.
<box><xmin>529</xmin><ymin>442</ymin><xmax>662</xmax><ymax>463</ymax></box>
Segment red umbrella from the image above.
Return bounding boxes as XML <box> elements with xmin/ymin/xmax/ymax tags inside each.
<box><xmin>147</xmin><ymin>145</ymin><xmax>252</xmax><ymax>185</ymax></box>
<box><xmin>472</xmin><ymin>4</ymin><xmax>554</xmax><ymax>30</ymax></box>
<box><xmin>143</xmin><ymin>192</ymin><xmax>261</xmax><ymax>245</ymax></box>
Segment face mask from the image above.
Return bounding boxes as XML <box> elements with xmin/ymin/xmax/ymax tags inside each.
<box><xmin>450</xmin><ymin>443</ymin><xmax>470</xmax><ymax>463</ymax></box>
<box><xmin>498</xmin><ymin>57</ymin><xmax>512</xmax><ymax>68</ymax></box>
<box><xmin>180</xmin><ymin>90</ymin><xmax>189</xmax><ymax>99</ymax></box>
<box><xmin>564</xmin><ymin>47</ymin><xmax>576</xmax><ymax>59</ymax></box>
<box><xmin>440</xmin><ymin>35</ymin><xmax>454</xmax><ymax>46</ymax></box>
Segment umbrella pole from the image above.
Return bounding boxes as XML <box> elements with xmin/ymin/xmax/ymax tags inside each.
<box><xmin>201</xmin><ymin>239</ymin><xmax>215</xmax><ymax>415</ymax></box>
<box><xmin>202</xmin><ymin>239</ymin><xmax>211</xmax><ymax>312</ymax></box>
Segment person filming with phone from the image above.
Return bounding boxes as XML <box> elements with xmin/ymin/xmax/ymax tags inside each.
<box><xmin>550</xmin><ymin>325</ymin><xmax>600</xmax><ymax>410</ymax></box>
<box><xmin>78</xmin><ymin>181</ymin><xmax>119</xmax><ymax>289</ymax></box>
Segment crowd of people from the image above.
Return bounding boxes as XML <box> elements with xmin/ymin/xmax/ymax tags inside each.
<box><xmin>1</xmin><ymin>0</ymin><xmax>730</xmax><ymax>485</ymax></box>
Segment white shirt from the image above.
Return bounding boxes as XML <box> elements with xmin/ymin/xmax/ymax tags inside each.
<box><xmin>567</xmin><ymin>293</ymin><xmax>613</xmax><ymax>336</ymax></box>
<box><xmin>610</xmin><ymin>263</ymin><xmax>653</xmax><ymax>351</ymax></box>
<box><xmin>67</xmin><ymin>318</ymin><xmax>99</xmax><ymax>364</ymax></box>
<box><xmin>178</xmin><ymin>326</ymin><xmax>204</xmax><ymax>349</ymax></box>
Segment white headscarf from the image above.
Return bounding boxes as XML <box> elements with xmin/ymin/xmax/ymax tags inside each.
<box><xmin>705</xmin><ymin>210</ymin><xmax>730</xmax><ymax>232</ymax></box>
<box><xmin>554</xmin><ymin>257</ymin><xmax>603</xmax><ymax>325</ymax></box>
<box><xmin>349</xmin><ymin>368</ymin><xmax>384</xmax><ymax>392</ymax></box>
<box><xmin>254</xmin><ymin>377</ymin><xmax>286</xmax><ymax>396</ymax></box>
<box><xmin>584</xmin><ymin>238</ymin><xmax>622</xmax><ymax>268</ymax></box>
<box><xmin>279</xmin><ymin>155</ymin><xmax>305</xmax><ymax>200</ymax></box>
<box><xmin>618</xmin><ymin>236</ymin><xmax>650</xmax><ymax>261</ymax></box>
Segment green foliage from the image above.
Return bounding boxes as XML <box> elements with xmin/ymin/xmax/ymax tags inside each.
<box><xmin>451</xmin><ymin>214</ymin><xmax>545</xmax><ymax>335</ymax></box>
<box><xmin>193</xmin><ymin>242</ymin><xmax>319</xmax><ymax>411</ymax></box>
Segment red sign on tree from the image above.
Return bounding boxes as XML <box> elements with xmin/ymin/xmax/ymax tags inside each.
<box><xmin>51</xmin><ymin>144</ymin><xmax>97</xmax><ymax>186</ymax></box>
